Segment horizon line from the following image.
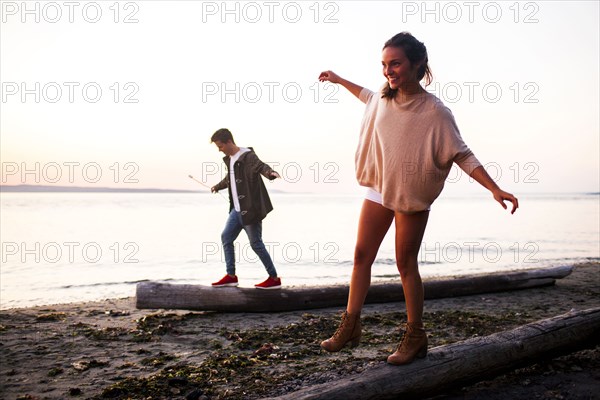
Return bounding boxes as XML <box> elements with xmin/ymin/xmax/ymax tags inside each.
<box><xmin>0</xmin><ymin>184</ymin><xmax>598</xmax><ymax>196</ymax></box>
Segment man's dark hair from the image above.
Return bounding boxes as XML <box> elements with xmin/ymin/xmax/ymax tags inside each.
<box><xmin>211</xmin><ymin>128</ymin><xmax>235</xmax><ymax>144</ymax></box>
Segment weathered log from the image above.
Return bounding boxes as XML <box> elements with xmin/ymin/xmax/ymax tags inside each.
<box><xmin>269</xmin><ymin>307</ymin><xmax>600</xmax><ymax>400</ymax></box>
<box><xmin>135</xmin><ymin>265</ymin><xmax>572</xmax><ymax>312</ymax></box>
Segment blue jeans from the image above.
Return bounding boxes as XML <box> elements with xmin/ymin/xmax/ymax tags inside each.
<box><xmin>221</xmin><ymin>210</ymin><xmax>277</xmax><ymax>277</ymax></box>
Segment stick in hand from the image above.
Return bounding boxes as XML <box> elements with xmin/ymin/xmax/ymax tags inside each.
<box><xmin>188</xmin><ymin>175</ymin><xmax>228</xmax><ymax>201</ymax></box>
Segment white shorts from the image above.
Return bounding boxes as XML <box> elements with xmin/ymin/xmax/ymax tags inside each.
<box><xmin>365</xmin><ymin>187</ymin><xmax>431</xmax><ymax>211</ymax></box>
<box><xmin>365</xmin><ymin>187</ymin><xmax>383</xmax><ymax>205</ymax></box>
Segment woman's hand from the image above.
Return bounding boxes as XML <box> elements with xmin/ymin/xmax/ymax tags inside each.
<box><xmin>470</xmin><ymin>166</ymin><xmax>519</xmax><ymax>214</ymax></box>
<box><xmin>492</xmin><ymin>189</ymin><xmax>519</xmax><ymax>214</ymax></box>
<box><xmin>318</xmin><ymin>70</ymin><xmax>342</xmax><ymax>84</ymax></box>
<box><xmin>318</xmin><ymin>70</ymin><xmax>364</xmax><ymax>99</ymax></box>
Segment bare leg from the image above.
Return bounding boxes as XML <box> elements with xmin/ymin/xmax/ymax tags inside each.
<box><xmin>394</xmin><ymin>210</ymin><xmax>429</xmax><ymax>324</ymax></box>
<box><xmin>321</xmin><ymin>199</ymin><xmax>394</xmax><ymax>352</ymax></box>
<box><xmin>346</xmin><ymin>200</ymin><xmax>395</xmax><ymax>314</ymax></box>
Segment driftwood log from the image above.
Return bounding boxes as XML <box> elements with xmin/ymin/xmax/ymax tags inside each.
<box><xmin>136</xmin><ymin>265</ymin><xmax>572</xmax><ymax>312</ymax></box>
<box><xmin>270</xmin><ymin>307</ymin><xmax>600</xmax><ymax>400</ymax></box>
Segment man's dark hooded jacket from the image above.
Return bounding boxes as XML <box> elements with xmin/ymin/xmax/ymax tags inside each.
<box><xmin>213</xmin><ymin>148</ymin><xmax>276</xmax><ymax>225</ymax></box>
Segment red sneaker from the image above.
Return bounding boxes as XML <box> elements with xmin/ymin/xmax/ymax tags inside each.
<box><xmin>255</xmin><ymin>277</ymin><xmax>281</xmax><ymax>290</ymax></box>
<box><xmin>212</xmin><ymin>274</ymin><xmax>238</xmax><ymax>287</ymax></box>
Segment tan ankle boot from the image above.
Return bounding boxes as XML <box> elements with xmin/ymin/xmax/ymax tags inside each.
<box><xmin>387</xmin><ymin>322</ymin><xmax>428</xmax><ymax>365</ymax></box>
<box><xmin>320</xmin><ymin>311</ymin><xmax>361</xmax><ymax>352</ymax></box>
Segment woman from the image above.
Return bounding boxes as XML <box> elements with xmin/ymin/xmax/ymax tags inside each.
<box><xmin>318</xmin><ymin>32</ymin><xmax>519</xmax><ymax>366</ymax></box>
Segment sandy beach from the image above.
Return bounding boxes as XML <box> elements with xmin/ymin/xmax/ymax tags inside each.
<box><xmin>1</xmin><ymin>262</ymin><xmax>598</xmax><ymax>400</ymax></box>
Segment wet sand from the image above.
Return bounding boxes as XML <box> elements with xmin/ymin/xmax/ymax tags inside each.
<box><xmin>1</xmin><ymin>262</ymin><xmax>598</xmax><ymax>399</ymax></box>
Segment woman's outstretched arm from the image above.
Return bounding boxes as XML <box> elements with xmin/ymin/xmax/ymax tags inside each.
<box><xmin>318</xmin><ymin>70</ymin><xmax>364</xmax><ymax>100</ymax></box>
<box><xmin>470</xmin><ymin>165</ymin><xmax>519</xmax><ymax>214</ymax></box>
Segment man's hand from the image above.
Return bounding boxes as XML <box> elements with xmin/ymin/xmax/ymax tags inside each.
<box><xmin>270</xmin><ymin>171</ymin><xmax>281</xmax><ymax>180</ymax></box>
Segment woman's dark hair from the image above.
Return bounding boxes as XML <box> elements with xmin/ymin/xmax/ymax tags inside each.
<box><xmin>381</xmin><ymin>32</ymin><xmax>433</xmax><ymax>99</ymax></box>
<box><xmin>211</xmin><ymin>128</ymin><xmax>235</xmax><ymax>144</ymax></box>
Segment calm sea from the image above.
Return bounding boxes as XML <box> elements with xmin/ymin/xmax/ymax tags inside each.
<box><xmin>1</xmin><ymin>192</ymin><xmax>598</xmax><ymax>309</ymax></box>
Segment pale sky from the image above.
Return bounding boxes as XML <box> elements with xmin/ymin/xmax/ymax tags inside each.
<box><xmin>1</xmin><ymin>0</ymin><xmax>599</xmax><ymax>195</ymax></box>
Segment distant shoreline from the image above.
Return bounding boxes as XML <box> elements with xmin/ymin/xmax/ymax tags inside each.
<box><xmin>0</xmin><ymin>185</ymin><xmax>596</xmax><ymax>196</ymax></box>
<box><xmin>0</xmin><ymin>184</ymin><xmax>198</xmax><ymax>193</ymax></box>
<box><xmin>0</xmin><ymin>184</ymin><xmax>293</xmax><ymax>194</ymax></box>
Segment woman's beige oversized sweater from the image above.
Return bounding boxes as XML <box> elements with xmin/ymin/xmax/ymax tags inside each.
<box><xmin>356</xmin><ymin>88</ymin><xmax>482</xmax><ymax>213</ymax></box>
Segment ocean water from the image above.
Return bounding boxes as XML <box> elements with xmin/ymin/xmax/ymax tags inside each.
<box><xmin>1</xmin><ymin>192</ymin><xmax>598</xmax><ymax>309</ymax></box>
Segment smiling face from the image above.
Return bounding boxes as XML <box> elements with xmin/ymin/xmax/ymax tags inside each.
<box><xmin>381</xmin><ymin>46</ymin><xmax>421</xmax><ymax>91</ymax></box>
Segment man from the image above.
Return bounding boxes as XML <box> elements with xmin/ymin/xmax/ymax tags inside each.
<box><xmin>210</xmin><ymin>128</ymin><xmax>282</xmax><ymax>289</ymax></box>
